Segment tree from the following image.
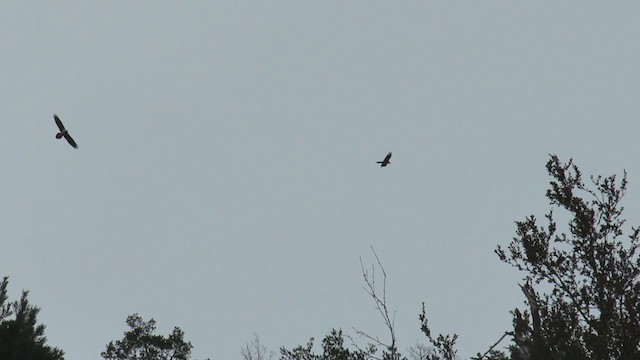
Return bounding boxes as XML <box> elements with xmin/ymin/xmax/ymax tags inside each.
<box><xmin>281</xmin><ymin>249</ymin><xmax>460</xmax><ymax>360</ymax></box>
<box><xmin>353</xmin><ymin>248</ymin><xmax>403</xmax><ymax>360</ymax></box>
<box><xmin>355</xmin><ymin>249</ymin><xmax>459</xmax><ymax>360</ymax></box>
<box><xmin>279</xmin><ymin>328</ymin><xmax>375</xmax><ymax>360</ymax></box>
<box><xmin>102</xmin><ymin>313</ymin><xmax>193</xmax><ymax>360</ymax></box>
<box><xmin>495</xmin><ymin>155</ymin><xmax>640</xmax><ymax>359</ymax></box>
<box><xmin>242</xmin><ymin>333</ymin><xmax>275</xmax><ymax>360</ymax></box>
<box><xmin>0</xmin><ymin>276</ymin><xmax>65</xmax><ymax>360</ymax></box>
<box><xmin>416</xmin><ymin>303</ymin><xmax>458</xmax><ymax>360</ymax></box>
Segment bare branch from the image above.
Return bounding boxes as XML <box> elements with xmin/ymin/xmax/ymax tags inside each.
<box><xmin>471</xmin><ymin>331</ymin><xmax>513</xmax><ymax>360</ymax></box>
<box><xmin>346</xmin><ymin>332</ymin><xmax>382</xmax><ymax>360</ymax></box>
<box><xmin>354</xmin><ymin>247</ymin><xmax>400</xmax><ymax>359</ymax></box>
<box><xmin>241</xmin><ymin>333</ymin><xmax>274</xmax><ymax>360</ymax></box>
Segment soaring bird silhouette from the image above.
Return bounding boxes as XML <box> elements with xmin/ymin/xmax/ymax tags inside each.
<box><xmin>377</xmin><ymin>152</ymin><xmax>392</xmax><ymax>167</ymax></box>
<box><xmin>54</xmin><ymin>114</ymin><xmax>78</xmax><ymax>148</ymax></box>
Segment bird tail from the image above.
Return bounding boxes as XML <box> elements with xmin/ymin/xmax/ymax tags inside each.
<box><xmin>376</xmin><ymin>161</ymin><xmax>383</xmax><ymax>164</ymax></box>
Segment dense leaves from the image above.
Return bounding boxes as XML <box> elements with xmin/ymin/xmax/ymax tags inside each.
<box><xmin>0</xmin><ymin>276</ymin><xmax>65</xmax><ymax>360</ymax></box>
<box><xmin>102</xmin><ymin>313</ymin><xmax>193</xmax><ymax>360</ymax></box>
<box><xmin>279</xmin><ymin>329</ymin><xmax>375</xmax><ymax>360</ymax></box>
<box><xmin>496</xmin><ymin>155</ymin><xmax>640</xmax><ymax>359</ymax></box>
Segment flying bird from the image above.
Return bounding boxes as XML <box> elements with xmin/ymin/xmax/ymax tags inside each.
<box><xmin>376</xmin><ymin>152</ymin><xmax>392</xmax><ymax>167</ymax></box>
<box><xmin>54</xmin><ymin>114</ymin><xmax>78</xmax><ymax>148</ymax></box>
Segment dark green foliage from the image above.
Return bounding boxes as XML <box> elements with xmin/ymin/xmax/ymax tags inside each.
<box><xmin>0</xmin><ymin>276</ymin><xmax>65</xmax><ymax>360</ymax></box>
<box><xmin>102</xmin><ymin>313</ymin><xmax>193</xmax><ymax>360</ymax></box>
<box><xmin>417</xmin><ymin>303</ymin><xmax>457</xmax><ymax>360</ymax></box>
<box><xmin>495</xmin><ymin>155</ymin><xmax>640</xmax><ymax>359</ymax></box>
<box><xmin>279</xmin><ymin>329</ymin><xmax>375</xmax><ymax>360</ymax></box>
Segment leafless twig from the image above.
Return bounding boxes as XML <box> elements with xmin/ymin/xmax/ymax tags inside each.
<box><xmin>351</xmin><ymin>246</ymin><xmax>400</xmax><ymax>359</ymax></box>
<box><xmin>241</xmin><ymin>333</ymin><xmax>274</xmax><ymax>360</ymax></box>
<box><xmin>471</xmin><ymin>331</ymin><xmax>513</xmax><ymax>360</ymax></box>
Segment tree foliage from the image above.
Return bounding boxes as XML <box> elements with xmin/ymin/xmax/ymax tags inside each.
<box><xmin>102</xmin><ymin>313</ymin><xmax>193</xmax><ymax>360</ymax></box>
<box><xmin>280</xmin><ymin>328</ymin><xmax>375</xmax><ymax>360</ymax></box>
<box><xmin>0</xmin><ymin>276</ymin><xmax>65</xmax><ymax>360</ymax></box>
<box><xmin>495</xmin><ymin>155</ymin><xmax>640</xmax><ymax>359</ymax></box>
<box><xmin>279</xmin><ymin>155</ymin><xmax>640</xmax><ymax>360</ymax></box>
<box><xmin>417</xmin><ymin>303</ymin><xmax>458</xmax><ymax>360</ymax></box>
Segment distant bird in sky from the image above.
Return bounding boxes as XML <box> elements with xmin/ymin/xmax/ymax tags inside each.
<box><xmin>377</xmin><ymin>152</ymin><xmax>392</xmax><ymax>167</ymax></box>
<box><xmin>54</xmin><ymin>114</ymin><xmax>78</xmax><ymax>149</ymax></box>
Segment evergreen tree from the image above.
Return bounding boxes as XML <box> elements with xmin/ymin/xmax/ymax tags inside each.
<box><xmin>102</xmin><ymin>313</ymin><xmax>193</xmax><ymax>360</ymax></box>
<box><xmin>0</xmin><ymin>276</ymin><xmax>65</xmax><ymax>360</ymax></box>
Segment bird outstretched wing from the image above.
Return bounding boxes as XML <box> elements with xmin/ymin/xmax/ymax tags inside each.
<box><xmin>64</xmin><ymin>133</ymin><xmax>78</xmax><ymax>148</ymax></box>
<box><xmin>54</xmin><ymin>114</ymin><xmax>65</xmax><ymax>132</ymax></box>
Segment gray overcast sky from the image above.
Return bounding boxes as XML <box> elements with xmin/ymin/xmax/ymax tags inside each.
<box><xmin>2</xmin><ymin>2</ymin><xmax>640</xmax><ymax>359</ymax></box>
